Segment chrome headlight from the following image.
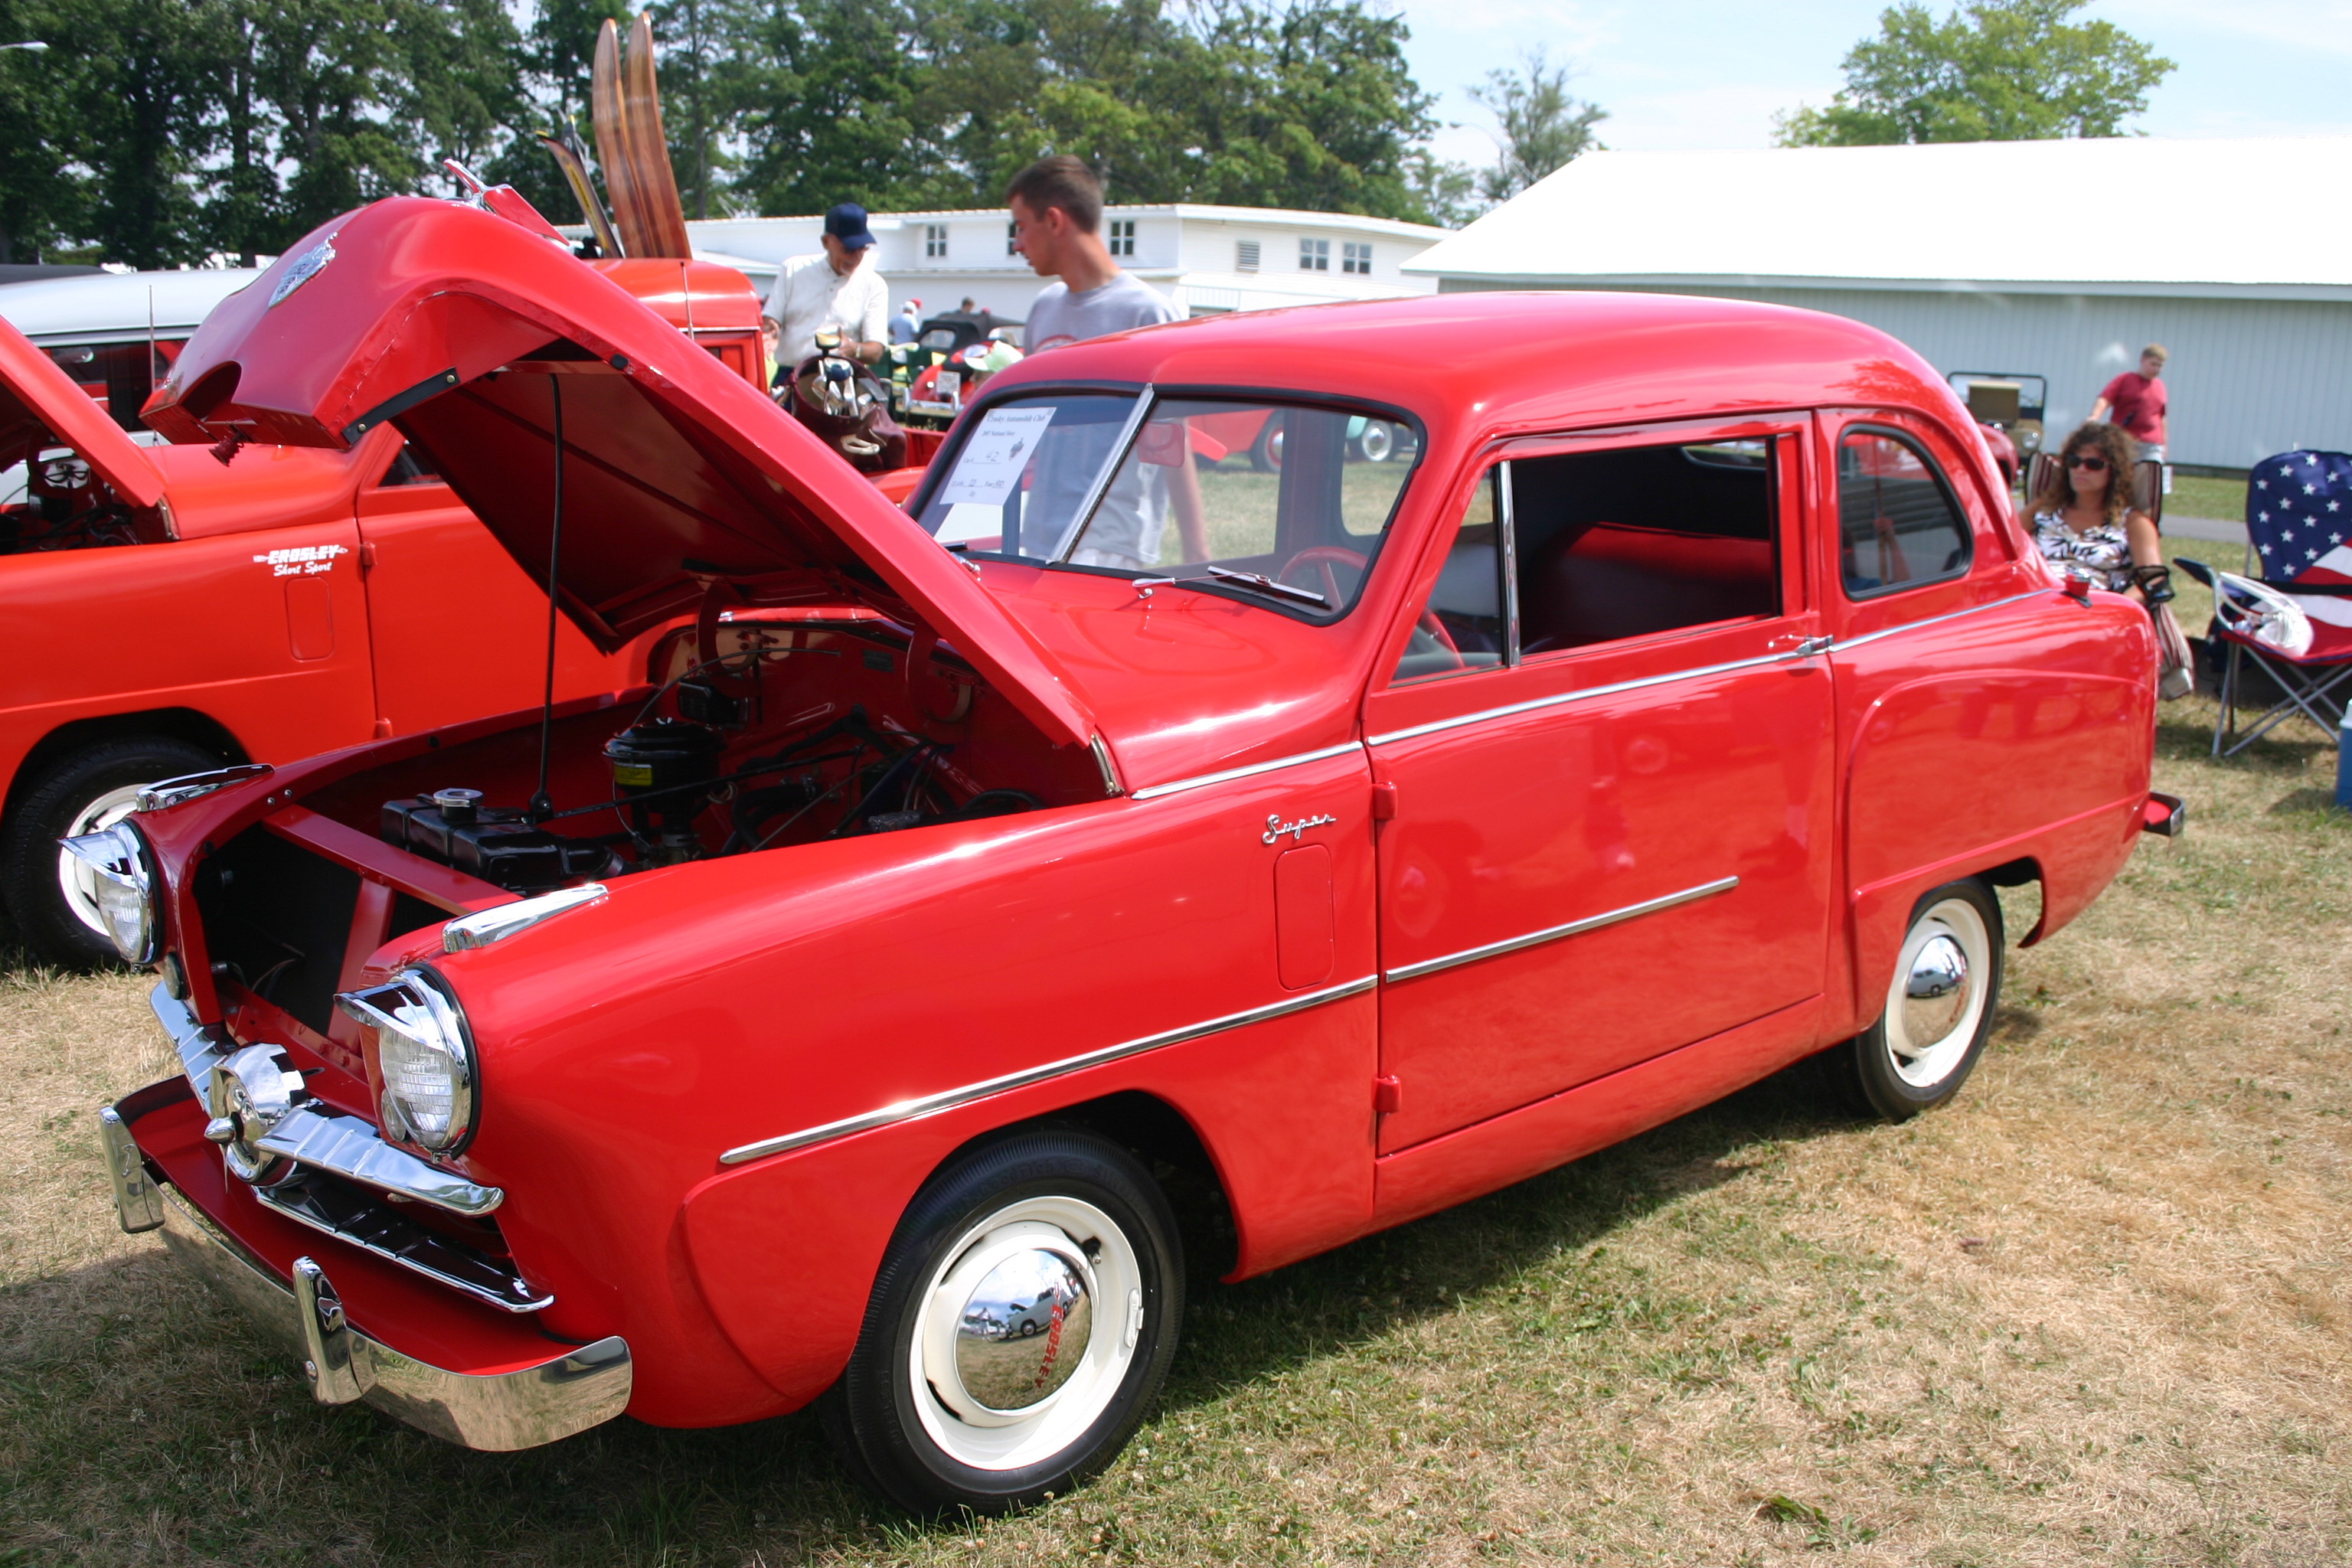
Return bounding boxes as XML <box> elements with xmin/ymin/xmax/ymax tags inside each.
<box><xmin>336</xmin><ymin>969</ymin><xmax>477</xmax><ymax>1152</ymax></box>
<box><xmin>60</xmin><ymin>822</ymin><xmax>160</xmax><ymax>963</ymax></box>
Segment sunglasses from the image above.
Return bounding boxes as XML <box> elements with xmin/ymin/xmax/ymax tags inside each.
<box><xmin>2066</xmin><ymin>455</ymin><xmax>2110</xmax><ymax>472</ymax></box>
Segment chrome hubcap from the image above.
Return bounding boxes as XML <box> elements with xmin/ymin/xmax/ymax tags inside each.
<box><xmin>952</xmin><ymin>1247</ymin><xmax>1094</xmax><ymax>1412</ymax></box>
<box><xmin>913</xmin><ymin>1197</ymin><xmax>1141</xmax><ymax>1472</ymax></box>
<box><xmin>1901</xmin><ymin>934</ymin><xmax>1971</xmax><ymax>1045</ymax></box>
<box><xmin>1883</xmin><ymin>898</ymin><xmax>1993</xmax><ymax>1089</ymax></box>
<box><xmin>57</xmin><ymin>783</ymin><xmax>145</xmax><ymax>937</ymax></box>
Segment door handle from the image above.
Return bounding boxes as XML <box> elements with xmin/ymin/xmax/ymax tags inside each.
<box><xmin>1769</xmin><ymin>633</ymin><xmax>1834</xmax><ymax>658</ymax></box>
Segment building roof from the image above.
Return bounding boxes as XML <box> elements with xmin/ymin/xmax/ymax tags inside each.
<box><xmin>701</xmin><ymin>204</ymin><xmax>1447</xmax><ymax>242</ymax></box>
<box><xmin>1406</xmin><ymin>136</ymin><xmax>2352</xmax><ymax>301</ymax></box>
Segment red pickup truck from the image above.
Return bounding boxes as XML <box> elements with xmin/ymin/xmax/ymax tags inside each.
<box><xmin>0</xmin><ymin>256</ymin><xmax>765</xmax><ymax>965</ymax></box>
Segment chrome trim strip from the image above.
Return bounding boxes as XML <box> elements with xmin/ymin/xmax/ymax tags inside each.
<box><xmin>1828</xmin><ymin>588</ymin><xmax>2050</xmax><ymax>652</ymax></box>
<box><xmin>1128</xmin><ymin>742</ymin><xmax>1364</xmax><ymax>802</ymax></box>
<box><xmin>153</xmin><ymin>1190</ymin><xmax>629</xmax><ymax>1451</ymax></box>
<box><xmin>1369</xmin><ymin>651</ymin><xmax>1802</xmax><ymax>746</ymax></box>
<box><xmin>250</xmin><ymin>1106</ymin><xmax>505</xmax><ymax>1216</ymax></box>
<box><xmin>720</xmin><ymin>974</ymin><xmax>1378</xmax><ymax>1166</ymax></box>
<box><xmin>1383</xmin><ymin>876</ymin><xmax>1740</xmax><ymax>985</ymax></box>
<box><xmin>1367</xmin><ymin>589</ymin><xmax>2055</xmax><ymax>749</ymax></box>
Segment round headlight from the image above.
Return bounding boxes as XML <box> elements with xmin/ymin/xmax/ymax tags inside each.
<box><xmin>338</xmin><ymin>968</ymin><xmax>477</xmax><ymax>1152</ymax></box>
<box><xmin>60</xmin><ymin>822</ymin><xmax>160</xmax><ymax>964</ymax></box>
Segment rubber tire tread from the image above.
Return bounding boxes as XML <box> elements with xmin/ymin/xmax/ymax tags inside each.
<box><xmin>1827</xmin><ymin>878</ymin><xmax>2004</xmax><ymax>1122</ymax></box>
<box><xmin>2</xmin><ymin>736</ymin><xmax>217</xmax><ymax>969</ymax></box>
<box><xmin>822</xmin><ymin>1129</ymin><xmax>1184</xmax><ymax>1516</ymax></box>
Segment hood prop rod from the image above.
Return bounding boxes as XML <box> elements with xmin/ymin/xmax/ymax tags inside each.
<box><xmin>528</xmin><ymin>374</ymin><xmax>565</xmax><ymax>822</ymax></box>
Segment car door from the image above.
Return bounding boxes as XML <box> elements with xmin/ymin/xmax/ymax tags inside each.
<box><xmin>1363</xmin><ymin>419</ymin><xmax>1835</xmax><ymax>1155</ymax></box>
<box><xmin>354</xmin><ymin>436</ymin><xmax>637</xmax><ymax>737</ymax></box>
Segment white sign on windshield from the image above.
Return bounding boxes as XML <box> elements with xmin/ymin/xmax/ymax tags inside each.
<box><xmin>937</xmin><ymin>406</ymin><xmax>1054</xmax><ymax>508</ymax></box>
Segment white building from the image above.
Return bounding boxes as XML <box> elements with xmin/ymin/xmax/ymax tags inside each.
<box><xmin>684</xmin><ymin>204</ymin><xmax>1445</xmax><ymax>328</ymax></box>
<box><xmin>1406</xmin><ymin>136</ymin><xmax>2352</xmax><ymax>472</ymax></box>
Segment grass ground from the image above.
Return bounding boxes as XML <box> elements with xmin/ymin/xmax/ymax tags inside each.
<box><xmin>2165</xmin><ymin>475</ymin><xmax>2246</xmax><ymax>524</ymax></box>
<box><xmin>3</xmin><ymin>693</ymin><xmax>2347</xmax><ymax>1566</ymax></box>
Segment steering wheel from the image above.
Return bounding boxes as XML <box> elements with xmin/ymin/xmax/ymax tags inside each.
<box><xmin>1279</xmin><ymin>545</ymin><xmax>1462</xmax><ymax>670</ymax></box>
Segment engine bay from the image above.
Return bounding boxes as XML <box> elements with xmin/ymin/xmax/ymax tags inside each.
<box><xmin>2</xmin><ymin>441</ymin><xmax>146</xmax><ymax>555</ymax></box>
<box><xmin>347</xmin><ymin>606</ymin><xmax>1093</xmax><ymax>895</ymax></box>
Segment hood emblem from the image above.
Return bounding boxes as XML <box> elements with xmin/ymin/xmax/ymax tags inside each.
<box><xmin>270</xmin><ymin>232</ymin><xmax>338</xmax><ymax>308</ymax></box>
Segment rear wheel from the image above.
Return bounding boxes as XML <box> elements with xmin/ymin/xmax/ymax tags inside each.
<box><xmin>1248</xmin><ymin>416</ymin><xmax>1284</xmax><ymax>473</ymax></box>
<box><xmin>821</xmin><ymin>1129</ymin><xmax>1184</xmax><ymax>1514</ymax></box>
<box><xmin>1351</xmin><ymin>423</ymin><xmax>1394</xmax><ymax>462</ymax></box>
<box><xmin>1828</xmin><ymin>880</ymin><xmax>2002</xmax><ymax>1120</ymax></box>
<box><xmin>2</xmin><ymin>737</ymin><xmax>218</xmax><ymax>968</ymax></box>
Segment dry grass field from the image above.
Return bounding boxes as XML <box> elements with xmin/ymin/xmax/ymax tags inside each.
<box><xmin>3</xmin><ymin>680</ymin><xmax>2347</xmax><ymax>1566</ymax></box>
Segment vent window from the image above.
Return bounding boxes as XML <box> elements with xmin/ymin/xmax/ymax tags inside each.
<box><xmin>1236</xmin><ymin>240</ymin><xmax>1260</xmax><ymax>273</ymax></box>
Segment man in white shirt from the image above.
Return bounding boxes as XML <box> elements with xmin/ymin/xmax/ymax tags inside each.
<box><xmin>763</xmin><ymin>203</ymin><xmax>890</xmax><ymax>367</ymax></box>
<box><xmin>1007</xmin><ymin>156</ymin><xmax>1204</xmax><ymax>569</ymax></box>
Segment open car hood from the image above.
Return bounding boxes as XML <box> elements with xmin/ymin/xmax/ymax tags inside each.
<box><xmin>0</xmin><ymin>317</ymin><xmax>167</xmax><ymax>514</ymax></box>
<box><xmin>142</xmin><ymin>197</ymin><xmax>1096</xmax><ymax>750</ymax></box>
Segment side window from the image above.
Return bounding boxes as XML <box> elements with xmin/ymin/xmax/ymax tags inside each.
<box><xmin>1391</xmin><ymin>470</ymin><xmax>1506</xmax><ymax>684</ymax></box>
<box><xmin>1838</xmin><ymin>428</ymin><xmax>1971</xmax><ymax>597</ymax></box>
<box><xmin>1514</xmin><ymin>439</ymin><xmax>1780</xmax><ymax>655</ymax></box>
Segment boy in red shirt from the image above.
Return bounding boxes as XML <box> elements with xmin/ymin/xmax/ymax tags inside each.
<box><xmin>2091</xmin><ymin>344</ymin><xmax>2168</xmax><ymax>462</ymax></box>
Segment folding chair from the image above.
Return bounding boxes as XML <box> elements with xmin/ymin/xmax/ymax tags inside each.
<box><xmin>2174</xmin><ymin>449</ymin><xmax>2352</xmax><ymax>756</ymax></box>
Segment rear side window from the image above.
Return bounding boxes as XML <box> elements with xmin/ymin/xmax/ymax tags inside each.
<box><xmin>1838</xmin><ymin>429</ymin><xmax>1971</xmax><ymax>597</ymax></box>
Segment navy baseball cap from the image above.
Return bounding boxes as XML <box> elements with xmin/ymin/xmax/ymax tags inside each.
<box><xmin>825</xmin><ymin>203</ymin><xmax>877</xmax><ymax>250</ymax></box>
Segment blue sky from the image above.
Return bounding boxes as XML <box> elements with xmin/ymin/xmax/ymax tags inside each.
<box><xmin>1398</xmin><ymin>0</ymin><xmax>2352</xmax><ymax>168</ymax></box>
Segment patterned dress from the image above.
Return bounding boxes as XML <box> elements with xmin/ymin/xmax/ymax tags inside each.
<box><xmin>2032</xmin><ymin>511</ymin><xmax>2134</xmax><ymax>593</ymax></box>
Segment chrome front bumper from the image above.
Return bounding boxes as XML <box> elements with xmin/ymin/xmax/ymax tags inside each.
<box><xmin>119</xmin><ymin>1142</ymin><xmax>632</xmax><ymax>1452</ymax></box>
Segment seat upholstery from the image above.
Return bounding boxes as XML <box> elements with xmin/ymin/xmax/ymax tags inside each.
<box><xmin>1520</xmin><ymin>521</ymin><xmax>1775</xmax><ymax>654</ymax></box>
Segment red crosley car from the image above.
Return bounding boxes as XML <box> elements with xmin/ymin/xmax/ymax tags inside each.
<box><xmin>0</xmin><ymin>238</ymin><xmax>766</xmax><ymax>966</ymax></box>
<box><xmin>93</xmin><ymin>194</ymin><xmax>2174</xmax><ymax>1513</ymax></box>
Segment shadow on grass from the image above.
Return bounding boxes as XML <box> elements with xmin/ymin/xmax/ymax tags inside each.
<box><xmin>3</xmin><ymin>1057</ymin><xmax>1854</xmax><ymax>1566</ymax></box>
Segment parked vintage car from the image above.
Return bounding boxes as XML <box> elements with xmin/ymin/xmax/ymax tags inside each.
<box><xmin>0</xmin><ymin>253</ymin><xmax>763</xmax><ymax>965</ymax></box>
<box><xmin>94</xmin><ymin>194</ymin><xmax>2176</xmax><ymax>1514</ymax></box>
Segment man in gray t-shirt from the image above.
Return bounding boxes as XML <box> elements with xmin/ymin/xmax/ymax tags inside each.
<box><xmin>1008</xmin><ymin>155</ymin><xmax>1205</xmax><ymax>571</ymax></box>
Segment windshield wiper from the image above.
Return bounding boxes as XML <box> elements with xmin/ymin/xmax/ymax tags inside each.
<box><xmin>1199</xmin><ymin>566</ymin><xmax>1329</xmax><ymax>608</ymax></box>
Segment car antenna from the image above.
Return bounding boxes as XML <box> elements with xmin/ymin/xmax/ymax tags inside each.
<box><xmin>528</xmin><ymin>374</ymin><xmax>564</xmax><ymax>822</ymax></box>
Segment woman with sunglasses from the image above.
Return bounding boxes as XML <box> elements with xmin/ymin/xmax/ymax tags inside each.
<box><xmin>2028</xmin><ymin>422</ymin><xmax>2162</xmax><ymax>603</ymax></box>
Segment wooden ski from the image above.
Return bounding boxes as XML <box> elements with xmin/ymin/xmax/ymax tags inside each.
<box><xmin>619</xmin><ymin>13</ymin><xmax>694</xmax><ymax>260</ymax></box>
<box><xmin>590</xmin><ymin>18</ymin><xmax>651</xmax><ymax>258</ymax></box>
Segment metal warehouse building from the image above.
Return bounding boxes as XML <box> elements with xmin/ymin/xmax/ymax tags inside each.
<box><xmin>1406</xmin><ymin>136</ymin><xmax>2352</xmax><ymax>471</ymax></box>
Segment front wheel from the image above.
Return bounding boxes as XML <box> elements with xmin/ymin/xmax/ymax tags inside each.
<box><xmin>1828</xmin><ymin>879</ymin><xmax>2003</xmax><ymax>1120</ymax></box>
<box><xmin>2</xmin><ymin>736</ymin><xmax>220</xmax><ymax>967</ymax></box>
<box><xmin>821</xmin><ymin>1129</ymin><xmax>1184</xmax><ymax>1514</ymax></box>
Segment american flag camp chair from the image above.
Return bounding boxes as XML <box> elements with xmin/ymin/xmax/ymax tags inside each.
<box><xmin>2176</xmin><ymin>449</ymin><xmax>2352</xmax><ymax>756</ymax></box>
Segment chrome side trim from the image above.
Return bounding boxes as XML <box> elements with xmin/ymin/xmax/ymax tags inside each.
<box><xmin>155</xmin><ymin>1190</ymin><xmax>630</xmax><ymax>1452</ymax></box>
<box><xmin>1383</xmin><ymin>876</ymin><xmax>1740</xmax><ymax>984</ymax></box>
<box><xmin>250</xmin><ymin>1106</ymin><xmax>504</xmax><ymax>1216</ymax></box>
<box><xmin>1128</xmin><ymin>742</ymin><xmax>1364</xmax><ymax>802</ymax></box>
<box><xmin>1367</xmin><ymin>590</ymin><xmax>2053</xmax><ymax>749</ymax></box>
<box><xmin>1368</xmin><ymin>652</ymin><xmax>1804</xmax><ymax>746</ymax></box>
<box><xmin>97</xmin><ymin>1106</ymin><xmax>165</xmax><ymax>1233</ymax></box>
<box><xmin>720</xmin><ymin>974</ymin><xmax>1378</xmax><ymax>1166</ymax></box>
<box><xmin>149</xmin><ymin>984</ymin><xmax>501</xmax><ymax>1215</ymax></box>
<box><xmin>442</xmin><ymin>884</ymin><xmax>605</xmax><ymax>952</ymax></box>
<box><xmin>1828</xmin><ymin>588</ymin><xmax>2050</xmax><ymax>652</ymax></box>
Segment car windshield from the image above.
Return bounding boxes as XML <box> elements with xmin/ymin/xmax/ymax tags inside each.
<box><xmin>915</xmin><ymin>391</ymin><xmax>1416</xmax><ymax>619</ymax></box>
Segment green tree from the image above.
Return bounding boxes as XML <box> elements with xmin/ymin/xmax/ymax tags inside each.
<box><xmin>1775</xmin><ymin>0</ymin><xmax>2173</xmax><ymax>146</ymax></box>
<box><xmin>1466</xmin><ymin>48</ymin><xmax>1603</xmax><ymax>205</ymax></box>
<box><xmin>0</xmin><ymin>0</ymin><xmax>83</xmax><ymax>263</ymax></box>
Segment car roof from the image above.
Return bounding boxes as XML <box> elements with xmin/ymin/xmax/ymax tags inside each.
<box><xmin>987</xmin><ymin>289</ymin><xmax>1961</xmax><ymax>438</ymax></box>
<box><xmin>0</xmin><ymin>269</ymin><xmax>264</xmax><ymax>345</ymax></box>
